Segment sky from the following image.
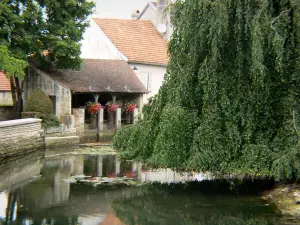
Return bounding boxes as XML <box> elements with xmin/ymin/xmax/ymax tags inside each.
<box><xmin>94</xmin><ymin>0</ymin><xmax>151</xmax><ymax>19</ymax></box>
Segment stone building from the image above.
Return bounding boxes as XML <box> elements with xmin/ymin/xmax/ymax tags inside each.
<box><xmin>0</xmin><ymin>71</ymin><xmax>13</xmax><ymax>121</ymax></box>
<box><xmin>0</xmin><ymin>71</ymin><xmax>13</xmax><ymax>106</ymax></box>
<box><xmin>24</xmin><ymin>59</ymin><xmax>146</xmax><ymax>138</ymax></box>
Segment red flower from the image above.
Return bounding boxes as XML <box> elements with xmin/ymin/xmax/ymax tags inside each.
<box><xmin>124</xmin><ymin>103</ymin><xmax>136</xmax><ymax>112</ymax></box>
<box><xmin>106</xmin><ymin>103</ymin><xmax>119</xmax><ymax>112</ymax></box>
<box><xmin>87</xmin><ymin>102</ymin><xmax>101</xmax><ymax>114</ymax></box>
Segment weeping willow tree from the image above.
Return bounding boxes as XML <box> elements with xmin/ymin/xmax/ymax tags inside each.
<box><xmin>113</xmin><ymin>0</ymin><xmax>300</xmax><ymax>180</ymax></box>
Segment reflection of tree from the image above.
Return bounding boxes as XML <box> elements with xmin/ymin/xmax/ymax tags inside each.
<box><xmin>112</xmin><ymin>188</ymin><xmax>280</xmax><ymax>225</ymax></box>
<box><xmin>4</xmin><ymin>192</ymin><xmax>17</xmax><ymax>225</ymax></box>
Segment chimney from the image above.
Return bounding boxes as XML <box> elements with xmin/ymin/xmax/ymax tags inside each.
<box><xmin>156</xmin><ymin>0</ymin><xmax>169</xmax><ymax>39</ymax></box>
<box><xmin>157</xmin><ymin>0</ymin><xmax>169</xmax><ymax>23</ymax></box>
<box><xmin>131</xmin><ymin>9</ymin><xmax>141</xmax><ymax>20</ymax></box>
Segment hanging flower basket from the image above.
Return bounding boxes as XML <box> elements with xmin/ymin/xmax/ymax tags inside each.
<box><xmin>124</xmin><ymin>102</ymin><xmax>137</xmax><ymax>113</ymax></box>
<box><xmin>106</xmin><ymin>103</ymin><xmax>119</xmax><ymax>113</ymax></box>
<box><xmin>86</xmin><ymin>102</ymin><xmax>101</xmax><ymax>114</ymax></box>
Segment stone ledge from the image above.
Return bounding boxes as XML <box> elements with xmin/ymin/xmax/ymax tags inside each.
<box><xmin>45</xmin><ymin>136</ymin><xmax>79</xmax><ymax>148</ymax></box>
<box><xmin>0</xmin><ymin>118</ymin><xmax>42</xmax><ymax>128</ymax></box>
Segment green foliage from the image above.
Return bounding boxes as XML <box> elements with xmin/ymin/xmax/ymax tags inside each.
<box><xmin>40</xmin><ymin>114</ymin><xmax>60</xmax><ymax>129</ymax></box>
<box><xmin>23</xmin><ymin>88</ymin><xmax>60</xmax><ymax>128</ymax></box>
<box><xmin>0</xmin><ymin>0</ymin><xmax>93</xmax><ymax>116</ymax></box>
<box><xmin>113</xmin><ymin>0</ymin><xmax>300</xmax><ymax>180</ymax></box>
<box><xmin>0</xmin><ymin>0</ymin><xmax>94</xmax><ymax>71</ymax></box>
<box><xmin>113</xmin><ymin>125</ymin><xmax>136</xmax><ymax>159</ymax></box>
<box><xmin>0</xmin><ymin>46</ymin><xmax>27</xmax><ymax>79</ymax></box>
<box><xmin>25</xmin><ymin>88</ymin><xmax>54</xmax><ymax>115</ymax></box>
<box><xmin>149</xmin><ymin>105</ymin><xmax>197</xmax><ymax>169</ymax></box>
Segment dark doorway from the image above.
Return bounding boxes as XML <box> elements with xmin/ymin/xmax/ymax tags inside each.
<box><xmin>49</xmin><ymin>96</ymin><xmax>56</xmax><ymax>113</ymax></box>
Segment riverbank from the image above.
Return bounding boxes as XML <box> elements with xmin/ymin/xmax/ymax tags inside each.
<box><xmin>262</xmin><ymin>184</ymin><xmax>300</xmax><ymax>218</ymax></box>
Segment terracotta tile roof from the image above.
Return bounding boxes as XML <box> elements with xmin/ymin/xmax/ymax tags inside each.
<box><xmin>31</xmin><ymin>59</ymin><xmax>147</xmax><ymax>93</ymax></box>
<box><xmin>0</xmin><ymin>71</ymin><xmax>11</xmax><ymax>91</ymax></box>
<box><xmin>94</xmin><ymin>18</ymin><xmax>169</xmax><ymax>66</ymax></box>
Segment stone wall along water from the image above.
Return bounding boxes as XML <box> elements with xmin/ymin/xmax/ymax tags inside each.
<box><xmin>0</xmin><ymin>118</ymin><xmax>44</xmax><ymax>158</ymax></box>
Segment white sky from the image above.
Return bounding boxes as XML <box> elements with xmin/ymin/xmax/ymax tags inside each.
<box><xmin>95</xmin><ymin>0</ymin><xmax>151</xmax><ymax>19</ymax></box>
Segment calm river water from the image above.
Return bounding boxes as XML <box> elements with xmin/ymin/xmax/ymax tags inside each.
<box><xmin>0</xmin><ymin>148</ymin><xmax>298</xmax><ymax>225</ymax></box>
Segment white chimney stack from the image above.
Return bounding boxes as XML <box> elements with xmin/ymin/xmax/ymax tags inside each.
<box><xmin>156</xmin><ymin>0</ymin><xmax>169</xmax><ymax>39</ymax></box>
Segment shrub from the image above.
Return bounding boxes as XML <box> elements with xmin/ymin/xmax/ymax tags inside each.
<box><xmin>40</xmin><ymin>114</ymin><xmax>60</xmax><ymax>129</ymax></box>
<box><xmin>25</xmin><ymin>88</ymin><xmax>54</xmax><ymax>115</ymax></box>
<box><xmin>21</xmin><ymin>112</ymin><xmax>42</xmax><ymax>119</ymax></box>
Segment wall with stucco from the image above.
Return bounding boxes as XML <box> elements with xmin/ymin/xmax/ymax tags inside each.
<box><xmin>81</xmin><ymin>19</ymin><xmax>127</xmax><ymax>60</ymax></box>
<box><xmin>140</xmin><ymin>3</ymin><xmax>158</xmax><ymax>27</ymax></box>
<box><xmin>129</xmin><ymin>63</ymin><xmax>166</xmax><ymax>103</ymax></box>
<box><xmin>0</xmin><ymin>91</ymin><xmax>13</xmax><ymax>106</ymax></box>
<box><xmin>24</xmin><ymin>66</ymin><xmax>72</xmax><ymax>117</ymax></box>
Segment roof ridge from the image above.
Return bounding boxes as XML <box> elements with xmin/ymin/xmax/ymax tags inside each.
<box><xmin>83</xmin><ymin>58</ymin><xmax>127</xmax><ymax>61</ymax></box>
<box><xmin>93</xmin><ymin>18</ymin><xmax>152</xmax><ymax>23</ymax></box>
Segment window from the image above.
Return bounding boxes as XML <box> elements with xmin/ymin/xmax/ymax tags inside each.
<box><xmin>2</xmin><ymin>92</ymin><xmax>5</xmax><ymax>98</ymax></box>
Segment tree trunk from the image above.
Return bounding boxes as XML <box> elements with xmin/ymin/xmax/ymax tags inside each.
<box><xmin>15</xmin><ymin>76</ymin><xmax>23</xmax><ymax>118</ymax></box>
<box><xmin>9</xmin><ymin>75</ymin><xmax>23</xmax><ymax>119</ymax></box>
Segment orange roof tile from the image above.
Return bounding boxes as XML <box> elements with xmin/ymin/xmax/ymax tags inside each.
<box><xmin>0</xmin><ymin>71</ymin><xmax>11</xmax><ymax>91</ymax></box>
<box><xmin>94</xmin><ymin>18</ymin><xmax>169</xmax><ymax>66</ymax></box>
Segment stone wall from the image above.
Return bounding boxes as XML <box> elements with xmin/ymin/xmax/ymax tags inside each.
<box><xmin>0</xmin><ymin>106</ymin><xmax>14</xmax><ymax>121</ymax></box>
<box><xmin>0</xmin><ymin>119</ymin><xmax>44</xmax><ymax>158</ymax></box>
<box><xmin>24</xmin><ymin>66</ymin><xmax>72</xmax><ymax>117</ymax></box>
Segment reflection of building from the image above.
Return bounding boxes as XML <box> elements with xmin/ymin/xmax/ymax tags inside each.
<box><xmin>0</xmin><ymin>151</ymin><xmax>43</xmax><ymax>192</ymax></box>
<box><xmin>84</xmin><ymin>155</ymin><xmax>134</xmax><ymax>177</ymax></box>
<box><xmin>99</xmin><ymin>212</ymin><xmax>125</xmax><ymax>225</ymax></box>
<box><xmin>18</xmin><ymin>156</ymin><xmax>75</xmax><ymax>210</ymax></box>
<box><xmin>141</xmin><ymin>169</ymin><xmax>212</xmax><ymax>183</ymax></box>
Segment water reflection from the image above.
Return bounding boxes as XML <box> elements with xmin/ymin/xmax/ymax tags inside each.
<box><xmin>0</xmin><ymin>151</ymin><xmax>297</xmax><ymax>225</ymax></box>
<box><xmin>0</xmin><ymin>151</ymin><xmax>136</xmax><ymax>225</ymax></box>
<box><xmin>112</xmin><ymin>188</ymin><xmax>282</xmax><ymax>225</ymax></box>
